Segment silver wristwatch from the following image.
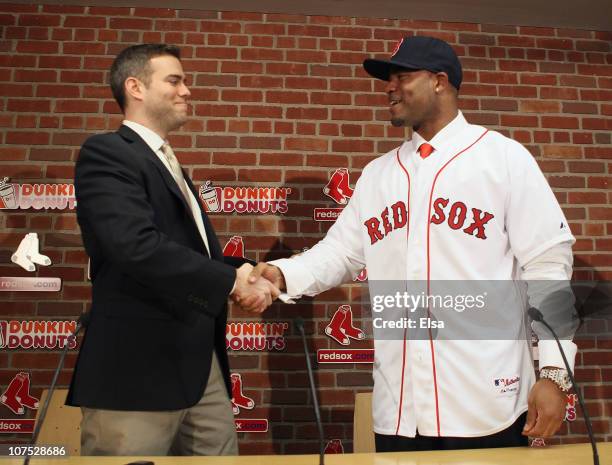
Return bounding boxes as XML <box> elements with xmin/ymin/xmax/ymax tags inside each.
<box><xmin>539</xmin><ymin>367</ymin><xmax>572</xmax><ymax>392</ymax></box>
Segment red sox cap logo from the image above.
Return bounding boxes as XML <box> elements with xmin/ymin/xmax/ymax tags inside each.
<box><xmin>0</xmin><ymin>372</ymin><xmax>39</xmax><ymax>415</ymax></box>
<box><xmin>230</xmin><ymin>373</ymin><xmax>255</xmax><ymax>416</ymax></box>
<box><xmin>391</xmin><ymin>38</ymin><xmax>404</xmax><ymax>57</ymax></box>
<box><xmin>325</xmin><ymin>305</ymin><xmax>365</xmax><ymax>346</ymax></box>
<box><xmin>323</xmin><ymin>168</ymin><xmax>354</xmax><ymax>205</ymax></box>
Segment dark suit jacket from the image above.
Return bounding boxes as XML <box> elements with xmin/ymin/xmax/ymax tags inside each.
<box><xmin>67</xmin><ymin>125</ymin><xmax>239</xmax><ymax>411</ymax></box>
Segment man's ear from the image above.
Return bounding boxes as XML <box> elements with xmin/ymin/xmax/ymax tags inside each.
<box><xmin>434</xmin><ymin>72</ymin><xmax>451</xmax><ymax>93</ymax></box>
<box><xmin>124</xmin><ymin>76</ymin><xmax>144</xmax><ymax>104</ymax></box>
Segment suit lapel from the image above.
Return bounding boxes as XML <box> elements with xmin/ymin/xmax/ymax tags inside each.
<box><xmin>117</xmin><ymin>125</ymin><xmax>216</xmax><ymax>258</ymax></box>
<box><xmin>118</xmin><ymin>125</ymin><xmax>192</xmax><ymax>212</ymax></box>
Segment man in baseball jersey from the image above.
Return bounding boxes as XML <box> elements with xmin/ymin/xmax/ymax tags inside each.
<box><xmin>245</xmin><ymin>36</ymin><xmax>578</xmax><ymax>451</ymax></box>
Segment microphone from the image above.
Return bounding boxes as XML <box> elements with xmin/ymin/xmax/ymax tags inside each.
<box><xmin>24</xmin><ymin>311</ymin><xmax>90</xmax><ymax>465</ymax></box>
<box><xmin>528</xmin><ymin>307</ymin><xmax>599</xmax><ymax>465</ymax></box>
<box><xmin>295</xmin><ymin>317</ymin><xmax>325</xmax><ymax>465</ymax></box>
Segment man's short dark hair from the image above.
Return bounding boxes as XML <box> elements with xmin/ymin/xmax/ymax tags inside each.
<box><xmin>110</xmin><ymin>44</ymin><xmax>181</xmax><ymax>112</ymax></box>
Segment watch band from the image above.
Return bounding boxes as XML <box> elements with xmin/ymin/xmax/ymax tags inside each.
<box><xmin>540</xmin><ymin>367</ymin><xmax>572</xmax><ymax>392</ymax></box>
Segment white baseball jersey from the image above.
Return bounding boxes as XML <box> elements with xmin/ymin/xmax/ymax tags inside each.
<box><xmin>272</xmin><ymin>112</ymin><xmax>576</xmax><ymax>437</ymax></box>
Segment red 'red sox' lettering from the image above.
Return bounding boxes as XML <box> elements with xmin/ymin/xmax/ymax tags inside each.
<box><xmin>364</xmin><ymin>201</ymin><xmax>408</xmax><ymax>245</ymax></box>
<box><xmin>431</xmin><ymin>197</ymin><xmax>494</xmax><ymax>240</ymax></box>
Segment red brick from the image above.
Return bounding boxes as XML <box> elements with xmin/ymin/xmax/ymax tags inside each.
<box><xmin>331</xmin><ymin>108</ymin><xmax>373</xmax><ymax>121</ymax></box>
<box><xmin>194</xmin><ymin>104</ymin><xmax>237</xmax><ymax>117</ymax></box>
<box><xmin>481</xmin><ymin>99</ymin><xmax>518</xmax><ymax>111</ymax></box>
<box><xmin>288</xmin><ymin>25</ymin><xmax>330</xmax><ymax>37</ymax></box>
<box><xmin>519</xmin><ymin>100</ymin><xmax>560</xmax><ymax>113</ymax></box>
<box><xmin>38</xmin><ymin>55</ymin><xmax>81</xmax><ymax>68</ymax></box>
<box><xmin>63</xmin><ymin>42</ymin><xmax>105</xmax><ymax>55</ymax></box>
<box><xmin>237</xmin><ymin>169</ymin><xmax>281</xmax><ymax>182</ymax></box>
<box><xmin>16</xmin><ymin>40</ymin><xmax>58</xmax><ymax>54</ymax></box>
<box><xmin>239</xmin><ymin>137</ymin><xmax>281</xmax><ymax>150</ymax></box>
<box><xmin>220</xmin><ymin>90</ymin><xmax>262</xmax><ymax>102</ymax></box>
<box><xmin>266</xmin><ymin>91</ymin><xmax>309</xmax><ymax>104</ymax></box>
<box><xmin>500</xmin><ymin>115</ymin><xmax>538</xmax><ymax>127</ymax></box>
<box><xmin>240</xmin><ymin>48</ymin><xmax>283</xmax><ymax>61</ymax></box>
<box><xmin>265</xmin><ymin>62</ymin><xmax>308</xmax><ymax>75</ymax></box>
<box><xmin>260</xmin><ymin>152</ymin><xmax>303</xmax><ymax>166</ymax></box>
<box><xmin>0</xmin><ymin>84</ymin><xmax>33</xmax><ymax>97</ymax></box>
<box><xmin>286</xmin><ymin>108</ymin><xmax>328</xmax><ymax>120</ymax></box>
<box><xmin>577</xmin><ymin>64</ymin><xmax>612</xmax><ymax>76</ymax></box>
<box><xmin>285</xmin><ymin>138</ymin><xmax>328</xmax><ymax>152</ymax></box>
<box><xmin>29</xmin><ymin>148</ymin><xmax>73</xmax><ymax>162</ymax></box>
<box><xmin>540</xmin><ymin>87</ymin><xmax>579</xmax><ymax>100</ymax></box>
<box><xmin>541</xmin><ymin>116</ymin><xmax>580</xmax><ymax>129</ymax></box>
<box><xmin>7</xmin><ymin>99</ymin><xmax>50</xmax><ymax>112</ymax></box>
<box><xmin>584</xmin><ymin>147</ymin><xmax>612</xmax><ymax>159</ymax></box>
<box><xmin>587</xmin><ymin>176</ymin><xmax>611</xmax><ymax>189</ymax></box>
<box><xmin>108</xmin><ymin>17</ymin><xmax>152</xmax><ymax>30</ymax></box>
<box><xmin>541</xmin><ymin>145</ymin><xmax>582</xmax><ymax>159</ymax></box>
<box><xmin>195</xmin><ymin>136</ymin><xmax>236</xmax><ymax>148</ymax></box>
<box><xmin>52</xmin><ymin>132</ymin><xmax>90</xmax><ymax>146</ymax></box>
<box><xmin>240</xmin><ymin>105</ymin><xmax>282</xmax><ymax>118</ymax></box>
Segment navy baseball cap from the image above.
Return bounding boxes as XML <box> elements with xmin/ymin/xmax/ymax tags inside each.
<box><xmin>363</xmin><ymin>36</ymin><xmax>463</xmax><ymax>90</ymax></box>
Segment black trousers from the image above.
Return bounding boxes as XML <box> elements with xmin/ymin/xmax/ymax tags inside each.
<box><xmin>375</xmin><ymin>412</ymin><xmax>529</xmax><ymax>452</ymax></box>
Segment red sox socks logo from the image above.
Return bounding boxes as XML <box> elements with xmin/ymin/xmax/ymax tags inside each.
<box><xmin>230</xmin><ymin>373</ymin><xmax>254</xmax><ymax>416</ymax></box>
<box><xmin>0</xmin><ymin>372</ymin><xmax>39</xmax><ymax>415</ymax></box>
<box><xmin>324</xmin><ymin>439</ymin><xmax>344</xmax><ymax>454</ymax></box>
<box><xmin>323</xmin><ymin>168</ymin><xmax>354</xmax><ymax>205</ymax></box>
<box><xmin>325</xmin><ymin>305</ymin><xmax>365</xmax><ymax>346</ymax></box>
<box><xmin>223</xmin><ymin>236</ymin><xmax>245</xmax><ymax>258</ymax></box>
<box><xmin>11</xmin><ymin>233</ymin><xmax>52</xmax><ymax>272</ymax></box>
<box><xmin>364</xmin><ymin>198</ymin><xmax>494</xmax><ymax>245</ymax></box>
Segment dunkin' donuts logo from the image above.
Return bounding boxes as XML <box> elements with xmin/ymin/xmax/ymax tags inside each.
<box><xmin>226</xmin><ymin>322</ymin><xmax>288</xmax><ymax>352</ymax></box>
<box><xmin>0</xmin><ymin>320</ymin><xmax>78</xmax><ymax>350</ymax></box>
<box><xmin>199</xmin><ymin>181</ymin><xmax>291</xmax><ymax>214</ymax></box>
<box><xmin>0</xmin><ymin>178</ymin><xmax>75</xmax><ymax>210</ymax></box>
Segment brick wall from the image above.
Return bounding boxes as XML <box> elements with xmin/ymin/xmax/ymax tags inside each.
<box><xmin>0</xmin><ymin>2</ymin><xmax>610</xmax><ymax>454</ymax></box>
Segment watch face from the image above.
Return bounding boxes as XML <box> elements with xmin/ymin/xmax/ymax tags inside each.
<box><xmin>561</xmin><ymin>373</ymin><xmax>572</xmax><ymax>390</ymax></box>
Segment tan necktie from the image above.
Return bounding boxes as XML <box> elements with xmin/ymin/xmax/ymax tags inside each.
<box><xmin>161</xmin><ymin>143</ymin><xmax>210</xmax><ymax>255</ymax></box>
<box><xmin>161</xmin><ymin>143</ymin><xmax>192</xmax><ymax>203</ymax></box>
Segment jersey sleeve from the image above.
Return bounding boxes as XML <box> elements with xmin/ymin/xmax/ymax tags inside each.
<box><xmin>270</xmin><ymin>174</ymin><xmax>367</xmax><ymax>298</ymax></box>
<box><xmin>505</xmin><ymin>140</ymin><xmax>575</xmax><ymax>267</ymax></box>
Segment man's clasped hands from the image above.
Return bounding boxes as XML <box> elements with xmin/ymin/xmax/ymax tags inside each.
<box><xmin>230</xmin><ymin>263</ymin><xmax>286</xmax><ymax>313</ymax></box>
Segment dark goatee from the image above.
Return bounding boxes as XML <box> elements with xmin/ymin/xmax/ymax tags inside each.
<box><xmin>391</xmin><ymin>118</ymin><xmax>405</xmax><ymax>127</ymax></box>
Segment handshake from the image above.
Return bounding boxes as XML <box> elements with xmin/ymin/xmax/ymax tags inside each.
<box><xmin>230</xmin><ymin>263</ymin><xmax>286</xmax><ymax>314</ymax></box>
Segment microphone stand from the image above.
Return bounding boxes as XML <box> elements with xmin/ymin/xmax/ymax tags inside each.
<box><xmin>295</xmin><ymin>317</ymin><xmax>325</xmax><ymax>465</ymax></box>
<box><xmin>24</xmin><ymin>312</ymin><xmax>89</xmax><ymax>465</ymax></box>
<box><xmin>528</xmin><ymin>307</ymin><xmax>599</xmax><ymax>465</ymax></box>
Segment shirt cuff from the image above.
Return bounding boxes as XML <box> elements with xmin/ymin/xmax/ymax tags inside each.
<box><xmin>538</xmin><ymin>339</ymin><xmax>577</xmax><ymax>372</ymax></box>
<box><xmin>268</xmin><ymin>257</ymin><xmax>314</xmax><ymax>300</ymax></box>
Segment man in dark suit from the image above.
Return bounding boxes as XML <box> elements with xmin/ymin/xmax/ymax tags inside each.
<box><xmin>66</xmin><ymin>44</ymin><xmax>278</xmax><ymax>456</ymax></box>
